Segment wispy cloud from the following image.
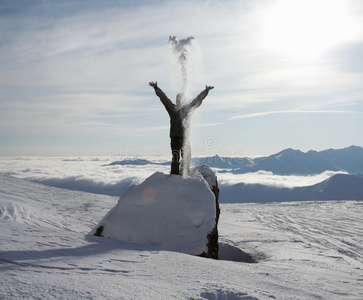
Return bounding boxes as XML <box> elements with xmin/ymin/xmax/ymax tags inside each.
<box><xmin>142</xmin><ymin>126</ymin><xmax>170</xmax><ymax>132</ymax></box>
<box><xmin>194</xmin><ymin>122</ymin><xmax>223</xmax><ymax>128</ymax></box>
<box><xmin>1</xmin><ymin>0</ymin><xmax>363</xmax><ymax>155</ymax></box>
<box><xmin>228</xmin><ymin>109</ymin><xmax>361</xmax><ymax>121</ymax></box>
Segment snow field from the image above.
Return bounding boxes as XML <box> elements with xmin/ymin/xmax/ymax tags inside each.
<box><xmin>1</xmin><ymin>173</ymin><xmax>363</xmax><ymax>299</ymax></box>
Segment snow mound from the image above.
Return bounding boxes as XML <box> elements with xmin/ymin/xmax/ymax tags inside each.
<box><xmin>90</xmin><ymin>171</ymin><xmax>216</xmax><ymax>256</ymax></box>
<box><xmin>194</xmin><ymin>164</ymin><xmax>217</xmax><ymax>189</ymax></box>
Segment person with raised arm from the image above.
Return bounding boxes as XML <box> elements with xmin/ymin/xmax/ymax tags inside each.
<box><xmin>149</xmin><ymin>81</ymin><xmax>214</xmax><ymax>175</ymax></box>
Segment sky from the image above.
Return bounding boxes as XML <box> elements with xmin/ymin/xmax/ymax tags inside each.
<box><xmin>1</xmin><ymin>0</ymin><xmax>363</xmax><ymax>157</ymax></box>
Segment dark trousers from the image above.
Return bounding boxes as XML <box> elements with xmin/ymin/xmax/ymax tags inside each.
<box><xmin>170</xmin><ymin>137</ymin><xmax>183</xmax><ymax>175</ymax></box>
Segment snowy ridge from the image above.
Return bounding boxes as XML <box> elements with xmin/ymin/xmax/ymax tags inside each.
<box><xmin>1</xmin><ymin>173</ymin><xmax>363</xmax><ymax>299</ymax></box>
<box><xmin>226</xmin><ymin>145</ymin><xmax>363</xmax><ymax>175</ymax></box>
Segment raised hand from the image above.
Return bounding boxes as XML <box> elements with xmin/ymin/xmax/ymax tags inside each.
<box><xmin>149</xmin><ymin>81</ymin><xmax>158</xmax><ymax>88</ymax></box>
<box><xmin>205</xmin><ymin>85</ymin><xmax>214</xmax><ymax>91</ymax></box>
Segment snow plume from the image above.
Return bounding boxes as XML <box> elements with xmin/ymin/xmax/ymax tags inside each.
<box><xmin>181</xmin><ymin>115</ymin><xmax>192</xmax><ymax>177</ymax></box>
<box><xmin>168</xmin><ymin>36</ymin><xmax>201</xmax><ymax>177</ymax></box>
<box><xmin>168</xmin><ymin>36</ymin><xmax>197</xmax><ymax>100</ymax></box>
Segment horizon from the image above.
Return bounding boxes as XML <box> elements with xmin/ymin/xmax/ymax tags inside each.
<box><xmin>1</xmin><ymin>0</ymin><xmax>363</xmax><ymax>156</ymax></box>
<box><xmin>1</xmin><ymin>143</ymin><xmax>362</xmax><ymax>199</ymax></box>
<box><xmin>0</xmin><ymin>144</ymin><xmax>361</xmax><ymax>159</ymax></box>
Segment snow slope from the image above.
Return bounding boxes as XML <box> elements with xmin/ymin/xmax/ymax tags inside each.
<box><xmin>1</xmin><ymin>173</ymin><xmax>363</xmax><ymax>299</ymax></box>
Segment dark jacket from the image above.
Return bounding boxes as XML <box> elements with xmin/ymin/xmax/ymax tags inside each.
<box><xmin>154</xmin><ymin>87</ymin><xmax>209</xmax><ymax>138</ymax></box>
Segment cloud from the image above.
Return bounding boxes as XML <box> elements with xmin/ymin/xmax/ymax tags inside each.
<box><xmin>0</xmin><ymin>156</ymin><xmax>350</xmax><ymax>198</ymax></box>
<box><xmin>142</xmin><ymin>125</ymin><xmax>169</xmax><ymax>132</ymax></box>
<box><xmin>32</xmin><ymin>176</ymin><xmax>136</xmax><ymax>197</ymax></box>
<box><xmin>328</xmin><ymin>42</ymin><xmax>363</xmax><ymax>73</ymax></box>
<box><xmin>193</xmin><ymin>122</ymin><xmax>223</xmax><ymax>128</ymax></box>
<box><xmin>217</xmin><ymin>170</ymin><xmax>348</xmax><ymax>188</ymax></box>
<box><xmin>228</xmin><ymin>109</ymin><xmax>361</xmax><ymax>121</ymax></box>
<box><xmin>0</xmin><ymin>156</ymin><xmax>170</xmax><ymax>195</ymax></box>
<box><xmin>1</xmin><ymin>0</ymin><xmax>363</xmax><ymax>155</ymax></box>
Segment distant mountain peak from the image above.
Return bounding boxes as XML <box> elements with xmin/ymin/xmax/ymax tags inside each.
<box><xmin>274</xmin><ymin>148</ymin><xmax>302</xmax><ymax>157</ymax></box>
<box><xmin>230</xmin><ymin>145</ymin><xmax>363</xmax><ymax>175</ymax></box>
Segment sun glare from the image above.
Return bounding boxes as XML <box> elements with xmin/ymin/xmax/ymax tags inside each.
<box><xmin>261</xmin><ymin>0</ymin><xmax>359</xmax><ymax>61</ymax></box>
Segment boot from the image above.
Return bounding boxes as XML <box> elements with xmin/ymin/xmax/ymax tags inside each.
<box><xmin>170</xmin><ymin>163</ymin><xmax>180</xmax><ymax>175</ymax></box>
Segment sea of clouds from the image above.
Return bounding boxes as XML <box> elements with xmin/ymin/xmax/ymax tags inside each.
<box><xmin>0</xmin><ymin>156</ymin><xmax>343</xmax><ymax>197</ymax></box>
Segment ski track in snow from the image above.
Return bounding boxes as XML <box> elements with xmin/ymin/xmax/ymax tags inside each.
<box><xmin>1</xmin><ymin>173</ymin><xmax>363</xmax><ymax>299</ymax></box>
<box><xmin>253</xmin><ymin>202</ymin><xmax>363</xmax><ymax>265</ymax></box>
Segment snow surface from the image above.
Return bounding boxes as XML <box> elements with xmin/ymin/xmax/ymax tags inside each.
<box><xmin>1</xmin><ymin>173</ymin><xmax>363</xmax><ymax>299</ymax></box>
<box><xmin>90</xmin><ymin>171</ymin><xmax>216</xmax><ymax>255</ymax></box>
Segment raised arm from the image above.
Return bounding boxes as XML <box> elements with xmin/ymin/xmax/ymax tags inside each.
<box><xmin>190</xmin><ymin>85</ymin><xmax>214</xmax><ymax>109</ymax></box>
<box><xmin>149</xmin><ymin>81</ymin><xmax>176</xmax><ymax>112</ymax></box>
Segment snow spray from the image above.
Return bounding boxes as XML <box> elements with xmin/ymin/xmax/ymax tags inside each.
<box><xmin>168</xmin><ymin>36</ymin><xmax>199</xmax><ymax>177</ymax></box>
<box><xmin>168</xmin><ymin>36</ymin><xmax>195</xmax><ymax>100</ymax></box>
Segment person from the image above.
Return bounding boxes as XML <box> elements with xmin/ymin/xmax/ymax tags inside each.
<box><xmin>149</xmin><ymin>81</ymin><xmax>214</xmax><ymax>175</ymax></box>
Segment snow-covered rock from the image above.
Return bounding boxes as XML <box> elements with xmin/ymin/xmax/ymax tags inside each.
<box><xmin>192</xmin><ymin>165</ymin><xmax>220</xmax><ymax>258</ymax></box>
<box><xmin>195</xmin><ymin>164</ymin><xmax>217</xmax><ymax>189</ymax></box>
<box><xmin>91</xmin><ymin>169</ymin><xmax>219</xmax><ymax>257</ymax></box>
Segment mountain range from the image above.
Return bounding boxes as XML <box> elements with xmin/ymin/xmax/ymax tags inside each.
<box><xmin>220</xmin><ymin>173</ymin><xmax>363</xmax><ymax>203</ymax></box>
<box><xmin>225</xmin><ymin>145</ymin><xmax>363</xmax><ymax>175</ymax></box>
<box><xmin>107</xmin><ymin>145</ymin><xmax>363</xmax><ymax>175</ymax></box>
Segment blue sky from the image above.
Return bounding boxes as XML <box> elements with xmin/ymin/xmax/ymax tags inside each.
<box><xmin>1</xmin><ymin>0</ymin><xmax>363</xmax><ymax>157</ymax></box>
